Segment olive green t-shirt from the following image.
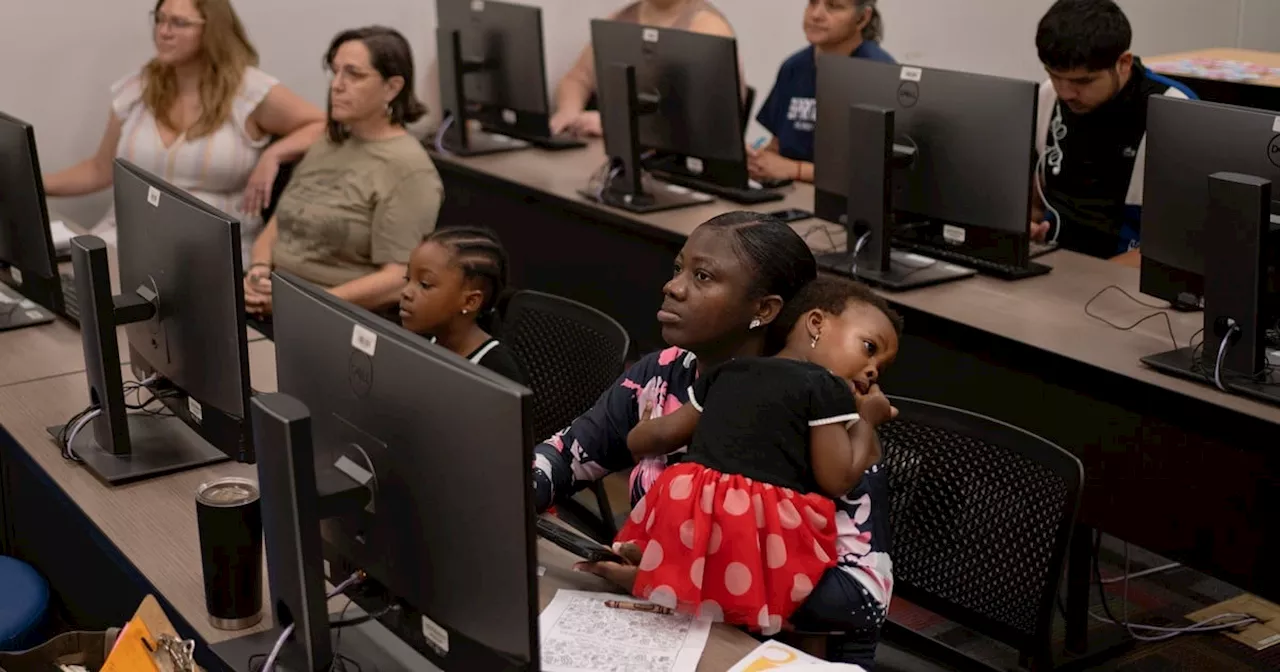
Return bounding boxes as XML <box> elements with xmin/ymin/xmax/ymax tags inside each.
<box><xmin>273</xmin><ymin>134</ymin><xmax>443</xmax><ymax>288</ymax></box>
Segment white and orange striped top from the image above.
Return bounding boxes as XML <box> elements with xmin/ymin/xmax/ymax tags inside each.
<box><xmin>97</xmin><ymin>66</ymin><xmax>279</xmax><ymax>263</ymax></box>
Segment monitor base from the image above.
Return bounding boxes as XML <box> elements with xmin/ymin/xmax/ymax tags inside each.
<box><xmin>578</xmin><ymin>185</ymin><xmax>712</xmax><ymax>214</ymax></box>
<box><xmin>46</xmin><ymin>413</ymin><xmax>229</xmax><ymax>486</ymax></box>
<box><xmin>440</xmin><ymin>131</ymin><xmax>531</xmax><ymax>157</ymax></box>
<box><xmin>1143</xmin><ymin>346</ymin><xmax>1280</xmax><ymax>407</ymax></box>
<box><xmin>212</xmin><ymin>615</ymin><xmax>432</xmax><ymax>672</ymax></box>
<box><xmin>0</xmin><ymin>284</ymin><xmax>55</xmax><ymax>332</ymax></box>
<box><xmin>484</xmin><ymin>126</ymin><xmax>587</xmax><ymax>151</ymax></box>
<box><xmin>652</xmin><ymin>172</ymin><xmax>785</xmax><ymax>205</ymax></box>
<box><xmin>818</xmin><ymin>250</ymin><xmax>977</xmax><ymax>291</ymax></box>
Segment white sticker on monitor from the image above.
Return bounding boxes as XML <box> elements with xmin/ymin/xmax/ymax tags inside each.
<box><xmin>25</xmin><ymin>310</ymin><xmax>42</xmax><ymax>321</ymax></box>
<box><xmin>9</xmin><ymin>267</ymin><xmax>22</xmax><ymax>285</ymax></box>
<box><xmin>421</xmin><ymin>615</ymin><xmax>450</xmax><ymax>655</ymax></box>
<box><xmin>188</xmin><ymin>398</ymin><xmax>203</xmax><ymax>423</ymax></box>
<box><xmin>351</xmin><ymin>324</ymin><xmax>377</xmax><ymax>357</ymax></box>
<box><xmin>502</xmin><ymin>108</ymin><xmax>517</xmax><ymax>125</ymax></box>
<box><xmin>335</xmin><ymin>455</ymin><xmax>374</xmax><ymax>486</ymax></box>
<box><xmin>1273</xmin><ymin>116</ymin><xmax>1280</xmax><ymax>133</ymax></box>
<box><xmin>942</xmin><ymin>224</ymin><xmax>966</xmax><ymax>244</ymax></box>
<box><xmin>323</xmin><ymin>559</ymin><xmax>331</xmax><ymax>577</ymax></box>
<box><xmin>19</xmin><ymin>299</ymin><xmax>34</xmax><ymax>309</ymax></box>
<box><xmin>900</xmin><ymin>66</ymin><xmax>923</xmax><ymax>82</ymax></box>
<box><xmin>147</xmin><ymin>186</ymin><xmax>161</xmax><ymax>207</ymax></box>
<box><xmin>471</xmin><ymin>0</ymin><xmax>484</xmax><ymax>11</ymax></box>
<box><xmin>643</xmin><ymin>28</ymin><xmax>660</xmax><ymax>43</ymax></box>
<box><xmin>684</xmin><ymin>156</ymin><xmax>705</xmax><ymax>175</ymax></box>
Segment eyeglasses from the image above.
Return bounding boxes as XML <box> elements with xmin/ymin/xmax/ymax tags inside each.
<box><xmin>150</xmin><ymin>10</ymin><xmax>205</xmax><ymax>30</ymax></box>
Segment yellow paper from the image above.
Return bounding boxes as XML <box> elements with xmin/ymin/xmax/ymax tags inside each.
<box><xmin>102</xmin><ymin>617</ymin><xmax>161</xmax><ymax>672</ymax></box>
<box><xmin>728</xmin><ymin>641</ymin><xmax>824</xmax><ymax>672</ymax></box>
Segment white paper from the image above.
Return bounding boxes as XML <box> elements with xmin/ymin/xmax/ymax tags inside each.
<box><xmin>727</xmin><ymin>641</ymin><xmax>822</xmax><ymax>671</ymax></box>
<box><xmin>539</xmin><ymin>589</ymin><xmax>712</xmax><ymax>672</ymax></box>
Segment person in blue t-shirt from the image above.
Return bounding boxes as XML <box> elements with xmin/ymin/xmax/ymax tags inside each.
<box><xmin>750</xmin><ymin>0</ymin><xmax>895</xmax><ymax>184</ymax></box>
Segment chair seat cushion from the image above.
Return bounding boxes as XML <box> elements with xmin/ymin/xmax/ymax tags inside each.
<box><xmin>0</xmin><ymin>556</ymin><xmax>49</xmax><ymax>651</ymax></box>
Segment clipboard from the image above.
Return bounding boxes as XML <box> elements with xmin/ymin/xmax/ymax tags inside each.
<box><xmin>102</xmin><ymin>596</ymin><xmax>201</xmax><ymax>672</ymax></box>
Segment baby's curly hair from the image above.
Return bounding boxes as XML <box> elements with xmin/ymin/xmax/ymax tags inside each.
<box><xmin>766</xmin><ymin>276</ymin><xmax>904</xmax><ymax>354</ymax></box>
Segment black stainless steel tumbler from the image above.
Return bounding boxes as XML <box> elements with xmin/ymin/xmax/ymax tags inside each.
<box><xmin>197</xmin><ymin>476</ymin><xmax>264</xmax><ymax>630</ymax></box>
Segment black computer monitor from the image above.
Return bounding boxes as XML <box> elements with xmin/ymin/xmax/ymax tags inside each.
<box><xmin>0</xmin><ymin>110</ymin><xmax>63</xmax><ymax>328</ymax></box>
<box><xmin>1141</xmin><ymin>95</ymin><xmax>1280</xmax><ymax>308</ymax></box>
<box><xmin>50</xmin><ymin>159</ymin><xmax>254</xmax><ymax>484</ymax></box>
<box><xmin>270</xmin><ymin>269</ymin><xmax>538</xmax><ymax>671</ymax></box>
<box><xmin>436</xmin><ymin>0</ymin><xmax>582</xmax><ymax>154</ymax></box>
<box><xmin>814</xmin><ymin>56</ymin><xmax>1043</xmax><ymax>288</ymax></box>
<box><xmin>584</xmin><ymin>19</ymin><xmax>776</xmax><ymax>212</ymax></box>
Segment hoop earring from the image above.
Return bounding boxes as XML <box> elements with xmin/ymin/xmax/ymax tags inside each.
<box><xmin>749</xmin><ymin>318</ymin><xmax>762</xmax><ymax>330</ymax></box>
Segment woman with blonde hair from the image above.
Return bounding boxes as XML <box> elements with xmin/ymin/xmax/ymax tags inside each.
<box><xmin>44</xmin><ymin>0</ymin><xmax>324</xmax><ymax>261</ymax></box>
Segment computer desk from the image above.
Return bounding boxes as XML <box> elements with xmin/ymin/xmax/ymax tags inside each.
<box><xmin>429</xmin><ymin>140</ymin><xmax>1280</xmax><ymax>658</ymax></box>
<box><xmin>0</xmin><ymin>340</ymin><xmax>759</xmax><ymax>672</ymax></box>
<box><xmin>1147</xmin><ymin>47</ymin><xmax>1280</xmax><ymax>111</ymax></box>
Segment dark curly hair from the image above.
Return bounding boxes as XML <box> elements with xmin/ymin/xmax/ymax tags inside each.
<box><xmin>766</xmin><ymin>276</ymin><xmax>903</xmax><ymax>354</ymax></box>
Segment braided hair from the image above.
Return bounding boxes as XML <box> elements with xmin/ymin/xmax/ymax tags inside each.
<box><xmin>422</xmin><ymin>226</ymin><xmax>509</xmax><ymax>330</ymax></box>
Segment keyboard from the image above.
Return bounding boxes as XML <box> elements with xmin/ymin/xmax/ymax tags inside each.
<box><xmin>652</xmin><ymin>171</ymin><xmax>785</xmax><ymax>205</ymax></box>
<box><xmin>59</xmin><ymin>272</ymin><xmax>80</xmax><ymax>324</ymax></box>
<box><xmin>529</xmin><ymin>133</ymin><xmax>587</xmax><ymax>151</ymax></box>
<box><xmin>1029</xmin><ymin>241</ymin><xmax>1058</xmax><ymax>258</ymax></box>
<box><xmin>902</xmin><ymin>243</ymin><xmax>1052</xmax><ymax>281</ymax></box>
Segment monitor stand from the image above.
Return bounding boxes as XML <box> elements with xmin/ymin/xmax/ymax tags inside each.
<box><xmin>817</xmin><ymin>104</ymin><xmax>975</xmax><ymax>291</ymax></box>
<box><xmin>0</xmin><ymin>279</ymin><xmax>55</xmax><ymax>331</ymax></box>
<box><xmin>46</xmin><ymin>236</ymin><xmax>228</xmax><ymax>486</ymax></box>
<box><xmin>1142</xmin><ymin>172</ymin><xmax>1280</xmax><ymax>407</ymax></box>
<box><xmin>436</xmin><ymin>30</ymin><xmax>531</xmax><ymax>157</ymax></box>
<box><xmin>578</xmin><ymin>63</ymin><xmax>709</xmax><ymax>214</ymax></box>
<box><xmin>45</xmin><ymin>414</ymin><xmax>228</xmax><ymax>485</ymax></box>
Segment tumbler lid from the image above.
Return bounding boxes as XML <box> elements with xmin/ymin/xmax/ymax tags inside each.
<box><xmin>197</xmin><ymin>477</ymin><xmax>259</xmax><ymax>506</ymax></box>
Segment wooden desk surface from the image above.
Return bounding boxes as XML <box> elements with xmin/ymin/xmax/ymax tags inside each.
<box><xmin>431</xmin><ymin>144</ymin><xmax>1280</xmax><ymax>426</ymax></box>
<box><xmin>1148</xmin><ymin>48</ymin><xmax>1280</xmax><ymax>87</ymax></box>
<box><xmin>0</xmin><ymin>338</ymin><xmax>756</xmax><ymax>670</ymax></box>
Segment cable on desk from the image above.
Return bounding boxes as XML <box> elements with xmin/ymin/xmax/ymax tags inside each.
<box><xmin>1083</xmin><ymin>285</ymin><xmax>1179</xmax><ymax>352</ymax></box>
<box><xmin>259</xmin><ymin>572</ymin><xmax>366</xmax><ymax>672</ymax></box>
<box><xmin>1089</xmin><ymin>530</ymin><xmax>1256</xmax><ymax>642</ymax></box>
<box><xmin>330</xmin><ymin>604</ymin><xmax>398</xmax><ymax>629</ymax></box>
<box><xmin>432</xmin><ymin>115</ymin><xmax>456</xmax><ymax>156</ymax></box>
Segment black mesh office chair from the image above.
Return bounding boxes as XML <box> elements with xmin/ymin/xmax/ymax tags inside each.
<box><xmin>878</xmin><ymin>397</ymin><xmax>1083</xmax><ymax>671</ymax></box>
<box><xmin>500</xmin><ymin>290</ymin><xmax>631</xmax><ymax>542</ymax></box>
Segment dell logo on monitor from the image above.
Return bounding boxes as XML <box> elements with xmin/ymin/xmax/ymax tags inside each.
<box><xmin>897</xmin><ymin>82</ymin><xmax>920</xmax><ymax>108</ymax></box>
<box><xmin>1268</xmin><ymin>135</ymin><xmax>1280</xmax><ymax>169</ymax></box>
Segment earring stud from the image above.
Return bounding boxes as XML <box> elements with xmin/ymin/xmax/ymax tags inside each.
<box><xmin>749</xmin><ymin>318</ymin><xmax>762</xmax><ymax>330</ymax></box>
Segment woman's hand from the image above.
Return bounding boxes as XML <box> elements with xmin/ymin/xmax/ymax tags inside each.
<box><xmin>747</xmin><ymin>149</ymin><xmax>799</xmax><ymax>182</ymax></box>
<box><xmin>551</xmin><ymin>110</ymin><xmax>603</xmax><ymax>138</ymax></box>
<box><xmin>241</xmin><ymin>154</ymin><xmax>281</xmax><ymax>215</ymax></box>
<box><xmin>243</xmin><ymin>268</ymin><xmax>273</xmax><ymax>316</ymax></box>
<box><xmin>574</xmin><ymin>542</ymin><xmax>643</xmax><ymax>590</ymax></box>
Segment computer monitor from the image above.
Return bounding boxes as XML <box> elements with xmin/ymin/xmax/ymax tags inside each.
<box><xmin>0</xmin><ymin>110</ymin><xmax>62</xmax><ymax>328</ymax></box>
<box><xmin>436</xmin><ymin>0</ymin><xmax>582</xmax><ymax>154</ymax></box>
<box><xmin>49</xmin><ymin>159</ymin><xmax>254</xmax><ymax>484</ymax></box>
<box><xmin>583</xmin><ymin>19</ymin><xmax>777</xmax><ymax>212</ymax></box>
<box><xmin>1141</xmin><ymin>95</ymin><xmax>1280</xmax><ymax>308</ymax></box>
<box><xmin>813</xmin><ymin>56</ymin><xmax>1043</xmax><ymax>288</ymax></box>
<box><xmin>270</xmin><ymin>269</ymin><xmax>538</xmax><ymax>671</ymax></box>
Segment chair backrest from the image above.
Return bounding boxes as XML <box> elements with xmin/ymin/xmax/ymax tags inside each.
<box><xmin>879</xmin><ymin>396</ymin><xmax>1083</xmax><ymax>662</ymax></box>
<box><xmin>742</xmin><ymin>85</ymin><xmax>757</xmax><ymax>135</ymax></box>
<box><xmin>499</xmin><ymin>290</ymin><xmax>630</xmax><ymax>442</ymax></box>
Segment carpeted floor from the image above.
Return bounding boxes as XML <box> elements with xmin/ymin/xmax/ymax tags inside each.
<box><xmin>593</xmin><ymin>475</ymin><xmax>1277</xmax><ymax>671</ymax></box>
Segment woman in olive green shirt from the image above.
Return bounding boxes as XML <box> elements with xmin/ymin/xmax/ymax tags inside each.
<box><xmin>245</xmin><ymin>26</ymin><xmax>443</xmax><ymax>316</ymax></box>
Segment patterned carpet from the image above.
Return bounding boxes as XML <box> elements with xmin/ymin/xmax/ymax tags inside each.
<box><xmin>594</xmin><ymin>475</ymin><xmax>1277</xmax><ymax>671</ymax></box>
<box><xmin>885</xmin><ymin>536</ymin><xmax>1280</xmax><ymax>671</ymax></box>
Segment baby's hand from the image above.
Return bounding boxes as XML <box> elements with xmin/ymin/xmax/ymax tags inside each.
<box><xmin>854</xmin><ymin>383</ymin><xmax>898</xmax><ymax>427</ymax></box>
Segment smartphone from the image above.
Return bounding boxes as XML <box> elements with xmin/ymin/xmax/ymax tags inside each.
<box><xmin>769</xmin><ymin>208</ymin><xmax>814</xmax><ymax>224</ymax></box>
<box><xmin>536</xmin><ymin>517</ymin><xmax>626</xmax><ymax>564</ymax></box>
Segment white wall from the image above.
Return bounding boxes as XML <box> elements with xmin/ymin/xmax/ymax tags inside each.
<box><xmin>3</xmin><ymin>0</ymin><xmax>1277</xmax><ymax>226</ymax></box>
